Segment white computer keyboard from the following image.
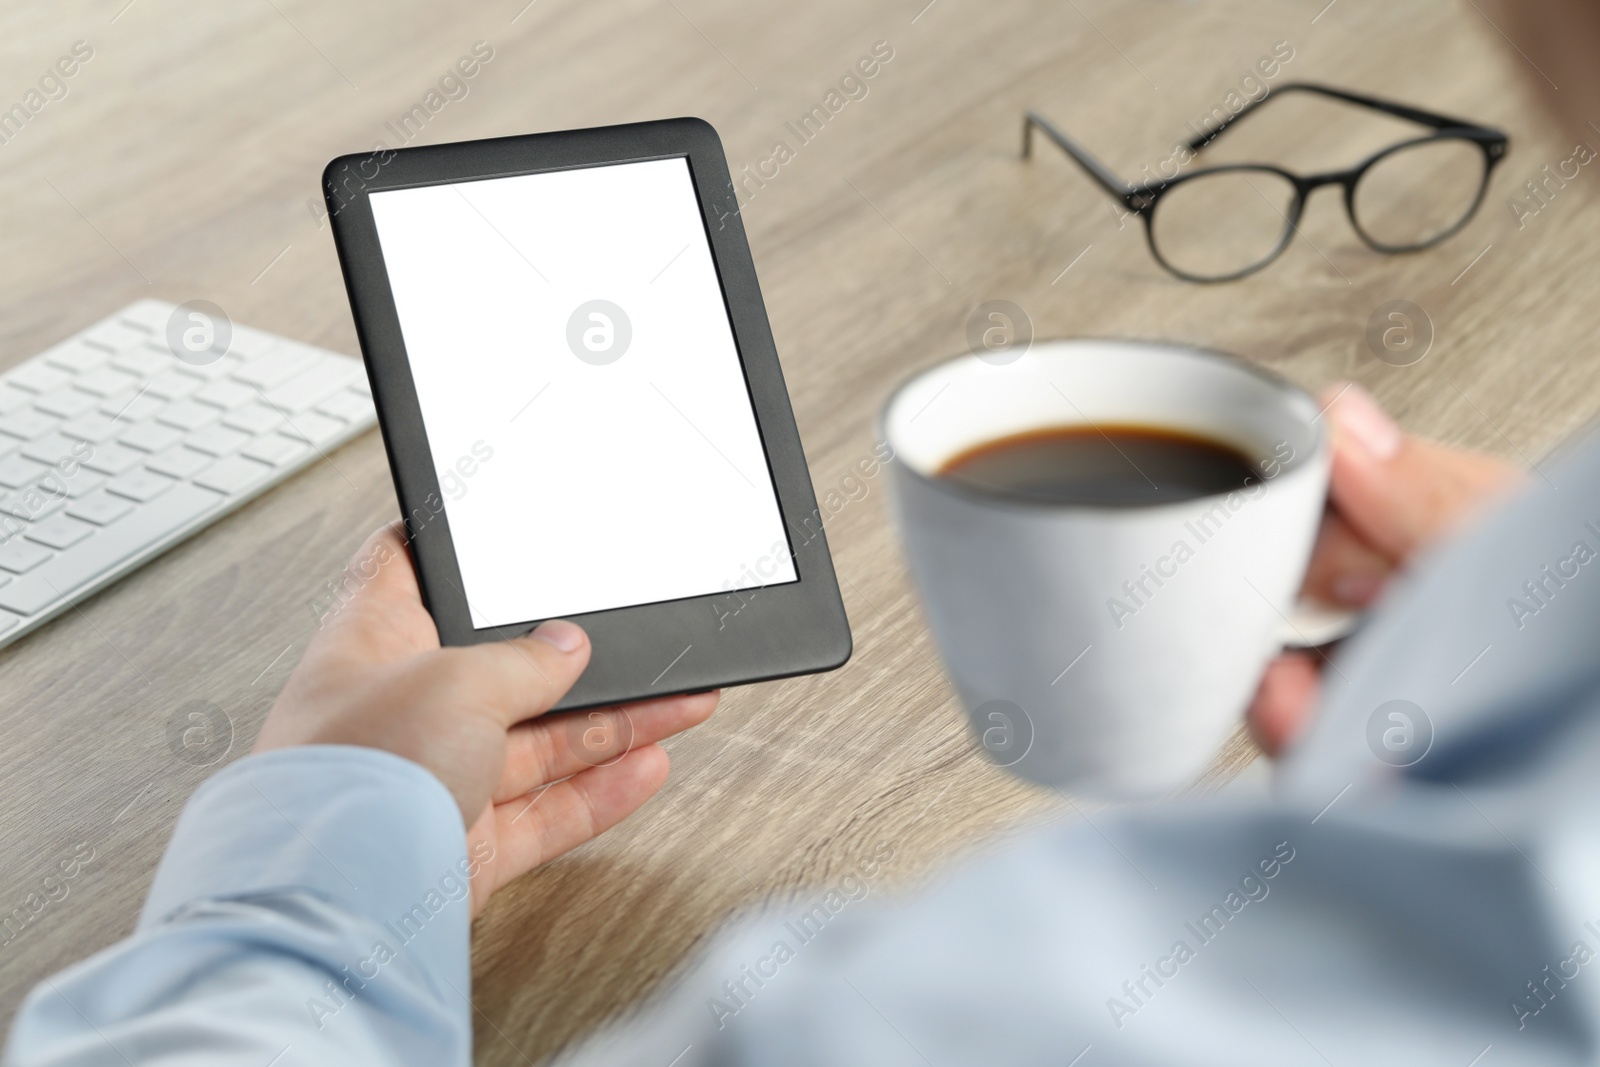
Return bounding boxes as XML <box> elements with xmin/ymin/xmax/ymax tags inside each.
<box><xmin>0</xmin><ymin>299</ymin><xmax>376</xmax><ymax>647</ymax></box>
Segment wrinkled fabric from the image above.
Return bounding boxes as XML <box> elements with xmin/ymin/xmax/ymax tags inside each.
<box><xmin>4</xmin><ymin>746</ymin><xmax>474</xmax><ymax>1066</ymax></box>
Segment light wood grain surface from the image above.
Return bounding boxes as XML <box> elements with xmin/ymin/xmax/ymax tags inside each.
<box><xmin>0</xmin><ymin>1</ymin><xmax>1594</xmax><ymax>1063</ymax></box>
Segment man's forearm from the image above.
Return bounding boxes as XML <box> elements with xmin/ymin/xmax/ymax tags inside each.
<box><xmin>4</xmin><ymin>746</ymin><xmax>476</xmax><ymax>1067</ymax></box>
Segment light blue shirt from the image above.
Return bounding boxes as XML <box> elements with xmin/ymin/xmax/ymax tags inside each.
<box><xmin>10</xmin><ymin>428</ymin><xmax>1600</xmax><ymax>1066</ymax></box>
<box><xmin>4</xmin><ymin>747</ymin><xmax>475</xmax><ymax>1065</ymax></box>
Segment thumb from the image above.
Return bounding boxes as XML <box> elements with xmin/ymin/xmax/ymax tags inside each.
<box><xmin>445</xmin><ymin>619</ymin><xmax>593</xmax><ymax>728</ymax></box>
<box><xmin>1321</xmin><ymin>383</ymin><xmax>1521</xmax><ymax>562</ymax></box>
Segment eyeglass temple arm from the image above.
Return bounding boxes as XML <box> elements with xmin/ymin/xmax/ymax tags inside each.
<box><xmin>1022</xmin><ymin>111</ymin><xmax>1138</xmax><ymax>206</ymax></box>
<box><xmin>1185</xmin><ymin>82</ymin><xmax>1501</xmax><ymax>153</ymax></box>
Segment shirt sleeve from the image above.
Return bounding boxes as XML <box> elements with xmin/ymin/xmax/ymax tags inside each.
<box><xmin>3</xmin><ymin>745</ymin><xmax>476</xmax><ymax>1067</ymax></box>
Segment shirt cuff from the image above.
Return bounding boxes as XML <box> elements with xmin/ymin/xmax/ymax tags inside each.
<box><xmin>139</xmin><ymin>745</ymin><xmax>472</xmax><ymax>992</ymax></box>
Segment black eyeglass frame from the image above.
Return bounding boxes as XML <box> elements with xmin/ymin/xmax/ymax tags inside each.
<box><xmin>1023</xmin><ymin>82</ymin><xmax>1511</xmax><ymax>283</ymax></box>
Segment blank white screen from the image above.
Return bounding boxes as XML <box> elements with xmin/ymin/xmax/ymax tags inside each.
<box><xmin>369</xmin><ymin>158</ymin><xmax>797</xmax><ymax>627</ymax></box>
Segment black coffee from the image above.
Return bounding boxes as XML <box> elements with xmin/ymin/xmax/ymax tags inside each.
<box><xmin>938</xmin><ymin>424</ymin><xmax>1257</xmax><ymax>506</ymax></box>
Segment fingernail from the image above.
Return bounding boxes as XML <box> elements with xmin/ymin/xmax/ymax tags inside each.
<box><xmin>1328</xmin><ymin>383</ymin><xmax>1401</xmax><ymax>461</ymax></box>
<box><xmin>1333</xmin><ymin>572</ymin><xmax>1384</xmax><ymax>607</ymax></box>
<box><xmin>532</xmin><ymin>619</ymin><xmax>585</xmax><ymax>653</ymax></box>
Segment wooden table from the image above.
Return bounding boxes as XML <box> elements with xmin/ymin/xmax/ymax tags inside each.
<box><xmin>1</xmin><ymin>1</ymin><xmax>1593</xmax><ymax>1062</ymax></box>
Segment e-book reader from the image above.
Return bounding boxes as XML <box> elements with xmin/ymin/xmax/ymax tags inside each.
<box><xmin>323</xmin><ymin>118</ymin><xmax>850</xmax><ymax>710</ymax></box>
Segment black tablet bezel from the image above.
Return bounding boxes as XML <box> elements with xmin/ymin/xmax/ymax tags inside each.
<box><xmin>323</xmin><ymin>117</ymin><xmax>850</xmax><ymax>711</ymax></box>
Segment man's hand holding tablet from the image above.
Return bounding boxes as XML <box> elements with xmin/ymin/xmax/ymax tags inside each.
<box><xmin>323</xmin><ymin>118</ymin><xmax>851</xmax><ymax>711</ymax></box>
<box><xmin>255</xmin><ymin>522</ymin><xmax>720</xmax><ymax>916</ymax></box>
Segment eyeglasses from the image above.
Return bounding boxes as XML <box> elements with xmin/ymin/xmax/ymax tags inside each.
<box><xmin>1023</xmin><ymin>82</ymin><xmax>1510</xmax><ymax>283</ymax></box>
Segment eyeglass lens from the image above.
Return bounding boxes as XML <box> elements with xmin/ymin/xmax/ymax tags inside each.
<box><xmin>1351</xmin><ymin>137</ymin><xmax>1488</xmax><ymax>251</ymax></box>
<box><xmin>1148</xmin><ymin>168</ymin><xmax>1298</xmax><ymax>280</ymax></box>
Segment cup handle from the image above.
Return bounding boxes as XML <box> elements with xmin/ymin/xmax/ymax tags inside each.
<box><xmin>1277</xmin><ymin>597</ymin><xmax>1360</xmax><ymax>649</ymax></box>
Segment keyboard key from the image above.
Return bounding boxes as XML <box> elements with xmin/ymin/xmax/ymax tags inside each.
<box><xmin>74</xmin><ymin>366</ymin><xmax>141</xmax><ymax>398</ymax></box>
<box><xmin>0</xmin><ymin>386</ymin><xmax>37</xmax><ymax>414</ymax></box>
<box><xmin>156</xmin><ymin>399</ymin><xmax>219</xmax><ymax>432</ymax></box>
<box><xmin>263</xmin><ymin>359</ymin><xmax>360</xmax><ymax>413</ymax></box>
<box><xmin>144</xmin><ymin>370</ymin><xmax>204</xmax><ymax>400</ymax></box>
<box><xmin>25</xmin><ymin>471</ymin><xmax>72</xmax><ymax>500</ymax></box>
<box><xmin>241</xmin><ymin>433</ymin><xmax>309</xmax><ymax>467</ymax></box>
<box><xmin>0</xmin><ymin>538</ymin><xmax>52</xmax><ymax>574</ymax></box>
<box><xmin>25</xmin><ymin>514</ymin><xmax>93</xmax><ymax>550</ymax></box>
<box><xmin>315</xmin><ymin>389</ymin><xmax>375</xmax><ymax>423</ymax></box>
<box><xmin>66</xmin><ymin>490</ymin><xmax>134</xmax><ymax>526</ymax></box>
<box><xmin>0</xmin><ymin>455</ymin><xmax>47</xmax><ymax>489</ymax></box>
<box><xmin>0</xmin><ymin>482</ymin><xmax>224</xmax><ymax>616</ymax></box>
<box><xmin>8</xmin><ymin>363</ymin><xmax>71</xmax><ymax>394</ymax></box>
<box><xmin>145</xmin><ymin>446</ymin><xmax>212</xmax><ymax>479</ymax></box>
<box><xmin>61</xmin><ymin>412</ymin><xmax>123</xmax><ymax>442</ymax></box>
<box><xmin>0</xmin><ymin>409</ymin><xmax>59</xmax><ymax>441</ymax></box>
<box><xmin>81</xmin><ymin>443</ymin><xmax>148</xmax><ymax>476</ymax></box>
<box><xmin>42</xmin><ymin>340</ymin><xmax>111</xmax><ymax>373</ymax></box>
<box><xmin>21</xmin><ymin>433</ymin><xmax>82</xmax><ymax>466</ymax></box>
<box><xmin>101</xmin><ymin>389</ymin><xmax>164</xmax><ymax>423</ymax></box>
<box><xmin>0</xmin><ymin>489</ymin><xmax>66</xmax><ymax>521</ymax></box>
<box><xmin>223</xmin><ymin>327</ymin><xmax>280</xmax><ymax>360</ymax></box>
<box><xmin>185</xmin><ymin>423</ymin><xmax>251</xmax><ymax>457</ymax></box>
<box><xmin>194</xmin><ymin>380</ymin><xmax>256</xmax><ymax>410</ymax></box>
<box><xmin>193</xmin><ymin>455</ymin><xmax>274</xmax><ymax>495</ymax></box>
<box><xmin>28</xmin><ymin>470</ymin><xmax>71</xmax><ymax>502</ymax></box>
<box><xmin>31</xmin><ymin>468</ymin><xmax>100</xmax><ymax>501</ymax></box>
<box><xmin>110</xmin><ymin>348</ymin><xmax>170</xmax><ymax>377</ymax></box>
<box><xmin>106</xmin><ymin>468</ymin><xmax>176</xmax><ymax>502</ymax></box>
<box><xmin>279</xmin><ymin>411</ymin><xmax>346</xmax><ymax>446</ymax></box>
<box><xmin>84</xmin><ymin>321</ymin><xmax>150</xmax><ymax>352</ymax></box>
<box><xmin>221</xmin><ymin>403</ymin><xmax>285</xmax><ymax>435</ymax></box>
<box><xmin>120</xmin><ymin>421</ymin><xmax>184</xmax><ymax>453</ymax></box>
<box><xmin>58</xmin><ymin>469</ymin><xmax>105</xmax><ymax>498</ymax></box>
<box><xmin>177</xmin><ymin>356</ymin><xmax>242</xmax><ymax>382</ymax></box>
<box><xmin>233</xmin><ymin>346</ymin><xmax>317</xmax><ymax>389</ymax></box>
<box><xmin>33</xmin><ymin>388</ymin><xmax>99</xmax><ymax>418</ymax></box>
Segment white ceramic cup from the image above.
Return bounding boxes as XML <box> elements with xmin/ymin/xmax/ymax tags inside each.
<box><xmin>881</xmin><ymin>339</ymin><xmax>1330</xmax><ymax>799</ymax></box>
